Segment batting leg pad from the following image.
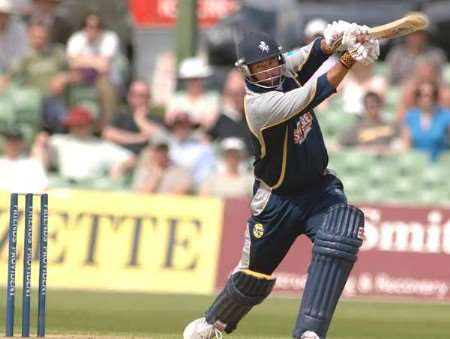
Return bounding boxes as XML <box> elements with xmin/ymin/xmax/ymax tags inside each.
<box><xmin>205</xmin><ymin>270</ymin><xmax>276</xmax><ymax>333</ymax></box>
<box><xmin>293</xmin><ymin>204</ymin><xmax>364</xmax><ymax>338</ymax></box>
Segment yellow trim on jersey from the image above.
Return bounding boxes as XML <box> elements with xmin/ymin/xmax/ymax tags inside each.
<box><xmin>252</xmin><ymin>127</ymin><xmax>289</xmax><ymax>190</ymax></box>
<box><xmin>243</xmin><ymin>95</ymin><xmax>259</xmax><ymax>139</ymax></box>
<box><xmin>244</xmin><ymin>95</ymin><xmax>267</xmax><ymax>158</ymax></box>
<box><xmin>240</xmin><ymin>269</ymin><xmax>274</xmax><ymax>280</ymax></box>
<box><xmin>254</xmin><ymin>176</ymin><xmax>272</xmax><ymax>191</ymax></box>
<box><xmin>296</xmin><ymin>39</ymin><xmax>315</xmax><ymax>73</ymax></box>
<box><xmin>290</xmin><ymin>70</ymin><xmax>302</xmax><ymax>87</ymax></box>
<box><xmin>271</xmin><ymin>126</ymin><xmax>289</xmax><ymax>190</ymax></box>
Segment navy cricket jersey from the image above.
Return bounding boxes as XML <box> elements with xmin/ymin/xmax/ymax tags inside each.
<box><xmin>244</xmin><ymin>38</ymin><xmax>337</xmax><ymax>194</ymax></box>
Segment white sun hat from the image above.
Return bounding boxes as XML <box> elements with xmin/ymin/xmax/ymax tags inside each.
<box><xmin>304</xmin><ymin>18</ymin><xmax>328</xmax><ymax>37</ymax></box>
<box><xmin>220</xmin><ymin>137</ymin><xmax>246</xmax><ymax>152</ymax></box>
<box><xmin>178</xmin><ymin>57</ymin><xmax>213</xmax><ymax>79</ymax></box>
<box><xmin>0</xmin><ymin>0</ymin><xmax>13</xmax><ymax>14</ymax></box>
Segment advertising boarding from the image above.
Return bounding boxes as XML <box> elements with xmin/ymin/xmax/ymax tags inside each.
<box><xmin>217</xmin><ymin>200</ymin><xmax>450</xmax><ymax>301</ymax></box>
<box><xmin>0</xmin><ymin>190</ymin><xmax>224</xmax><ymax>294</ymax></box>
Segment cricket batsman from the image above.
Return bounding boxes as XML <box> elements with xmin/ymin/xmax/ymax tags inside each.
<box><xmin>183</xmin><ymin>20</ymin><xmax>380</xmax><ymax>339</ymax></box>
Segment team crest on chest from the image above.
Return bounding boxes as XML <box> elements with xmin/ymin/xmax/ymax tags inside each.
<box><xmin>293</xmin><ymin>112</ymin><xmax>313</xmax><ymax>144</ymax></box>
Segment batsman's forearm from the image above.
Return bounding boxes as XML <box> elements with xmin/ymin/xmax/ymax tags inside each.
<box><xmin>326</xmin><ymin>62</ymin><xmax>349</xmax><ymax>88</ymax></box>
<box><xmin>326</xmin><ymin>52</ymin><xmax>355</xmax><ymax>88</ymax></box>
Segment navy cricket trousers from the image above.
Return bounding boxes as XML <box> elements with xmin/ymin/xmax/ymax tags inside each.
<box><xmin>238</xmin><ymin>173</ymin><xmax>348</xmax><ymax>275</ymax></box>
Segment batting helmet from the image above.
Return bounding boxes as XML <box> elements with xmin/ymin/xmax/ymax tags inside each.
<box><xmin>235</xmin><ymin>31</ymin><xmax>285</xmax><ymax>88</ymax></box>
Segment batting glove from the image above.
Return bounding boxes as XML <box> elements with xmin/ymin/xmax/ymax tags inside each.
<box><xmin>350</xmin><ymin>38</ymin><xmax>380</xmax><ymax>65</ymax></box>
<box><xmin>323</xmin><ymin>20</ymin><xmax>352</xmax><ymax>52</ymax></box>
<box><xmin>341</xmin><ymin>23</ymin><xmax>370</xmax><ymax>51</ymax></box>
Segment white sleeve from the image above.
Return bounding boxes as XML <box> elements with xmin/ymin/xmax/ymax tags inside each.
<box><xmin>245</xmin><ymin>74</ymin><xmax>336</xmax><ymax>132</ymax></box>
<box><xmin>283</xmin><ymin>41</ymin><xmax>315</xmax><ymax>73</ymax></box>
<box><xmin>48</xmin><ymin>135</ymin><xmax>64</xmax><ymax>167</ymax></box>
<box><xmin>101</xmin><ymin>142</ymin><xmax>133</xmax><ymax>167</ymax></box>
<box><xmin>66</xmin><ymin>32</ymin><xmax>85</xmax><ymax>56</ymax></box>
<box><xmin>29</xmin><ymin>160</ymin><xmax>49</xmax><ymax>191</ymax></box>
<box><xmin>49</xmin><ymin>134</ymin><xmax>62</xmax><ymax>150</ymax></box>
<box><xmin>246</xmin><ymin>80</ymin><xmax>316</xmax><ymax>132</ymax></box>
<box><xmin>99</xmin><ymin>32</ymin><xmax>119</xmax><ymax>57</ymax></box>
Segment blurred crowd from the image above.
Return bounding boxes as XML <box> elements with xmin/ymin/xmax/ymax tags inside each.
<box><xmin>0</xmin><ymin>1</ymin><xmax>449</xmax><ymax>199</ymax></box>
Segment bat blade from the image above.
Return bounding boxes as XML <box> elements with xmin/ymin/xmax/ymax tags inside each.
<box><xmin>367</xmin><ymin>12</ymin><xmax>429</xmax><ymax>40</ymax></box>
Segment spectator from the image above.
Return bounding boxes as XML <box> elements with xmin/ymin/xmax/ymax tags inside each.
<box><xmin>340</xmin><ymin>62</ymin><xmax>388</xmax><ymax>115</ymax></box>
<box><xmin>102</xmin><ymin>80</ymin><xmax>165</xmax><ymax>155</ymax></box>
<box><xmin>26</xmin><ymin>0</ymin><xmax>72</xmax><ymax>45</ymax></box>
<box><xmin>0</xmin><ymin>127</ymin><xmax>48</xmax><ymax>192</ymax></box>
<box><xmin>339</xmin><ymin>91</ymin><xmax>398</xmax><ymax>153</ymax></box>
<box><xmin>208</xmin><ymin>69</ymin><xmax>253</xmax><ymax>155</ymax></box>
<box><xmin>168</xmin><ymin>111</ymin><xmax>216</xmax><ymax>187</ymax></box>
<box><xmin>303</xmin><ymin>18</ymin><xmax>327</xmax><ymax>44</ymax></box>
<box><xmin>132</xmin><ymin>135</ymin><xmax>191</xmax><ymax>194</ymax></box>
<box><xmin>150</xmin><ymin>51</ymin><xmax>176</xmax><ymax>108</ymax></box>
<box><xmin>32</xmin><ymin>106</ymin><xmax>135</xmax><ymax>185</ymax></box>
<box><xmin>11</xmin><ymin>0</ymin><xmax>31</xmax><ymax>16</ymax></box>
<box><xmin>385</xmin><ymin>30</ymin><xmax>446</xmax><ymax>85</ymax></box>
<box><xmin>166</xmin><ymin>57</ymin><xmax>219</xmax><ymax>128</ymax></box>
<box><xmin>395</xmin><ymin>58</ymin><xmax>450</xmax><ymax>122</ymax></box>
<box><xmin>200</xmin><ymin>137</ymin><xmax>253</xmax><ymax>198</ymax></box>
<box><xmin>66</xmin><ymin>12</ymin><xmax>120</xmax><ymax>131</ymax></box>
<box><xmin>402</xmin><ymin>81</ymin><xmax>450</xmax><ymax>161</ymax></box>
<box><xmin>0</xmin><ymin>0</ymin><xmax>28</xmax><ymax>74</ymax></box>
<box><xmin>8</xmin><ymin>22</ymin><xmax>67</xmax><ymax>94</ymax></box>
<box><xmin>5</xmin><ymin>22</ymin><xmax>70</xmax><ymax>131</ymax></box>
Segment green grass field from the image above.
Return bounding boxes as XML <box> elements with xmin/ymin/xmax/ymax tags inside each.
<box><xmin>0</xmin><ymin>290</ymin><xmax>450</xmax><ymax>338</ymax></box>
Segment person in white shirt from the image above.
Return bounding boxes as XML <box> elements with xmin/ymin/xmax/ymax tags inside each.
<box><xmin>340</xmin><ymin>62</ymin><xmax>387</xmax><ymax>115</ymax></box>
<box><xmin>0</xmin><ymin>128</ymin><xmax>48</xmax><ymax>193</ymax></box>
<box><xmin>132</xmin><ymin>135</ymin><xmax>192</xmax><ymax>194</ymax></box>
<box><xmin>166</xmin><ymin>57</ymin><xmax>220</xmax><ymax>128</ymax></box>
<box><xmin>168</xmin><ymin>111</ymin><xmax>217</xmax><ymax>187</ymax></box>
<box><xmin>66</xmin><ymin>12</ymin><xmax>120</xmax><ymax>130</ymax></box>
<box><xmin>0</xmin><ymin>0</ymin><xmax>28</xmax><ymax>73</ymax></box>
<box><xmin>32</xmin><ymin>106</ymin><xmax>135</xmax><ymax>186</ymax></box>
<box><xmin>200</xmin><ymin>137</ymin><xmax>253</xmax><ymax>198</ymax></box>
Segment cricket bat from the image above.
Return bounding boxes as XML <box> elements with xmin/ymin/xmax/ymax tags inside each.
<box><xmin>333</xmin><ymin>13</ymin><xmax>429</xmax><ymax>50</ymax></box>
<box><xmin>365</xmin><ymin>12</ymin><xmax>429</xmax><ymax>40</ymax></box>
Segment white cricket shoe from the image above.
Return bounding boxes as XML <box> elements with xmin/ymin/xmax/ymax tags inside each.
<box><xmin>300</xmin><ymin>330</ymin><xmax>320</xmax><ymax>339</ymax></box>
<box><xmin>183</xmin><ymin>317</ymin><xmax>223</xmax><ymax>339</ymax></box>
